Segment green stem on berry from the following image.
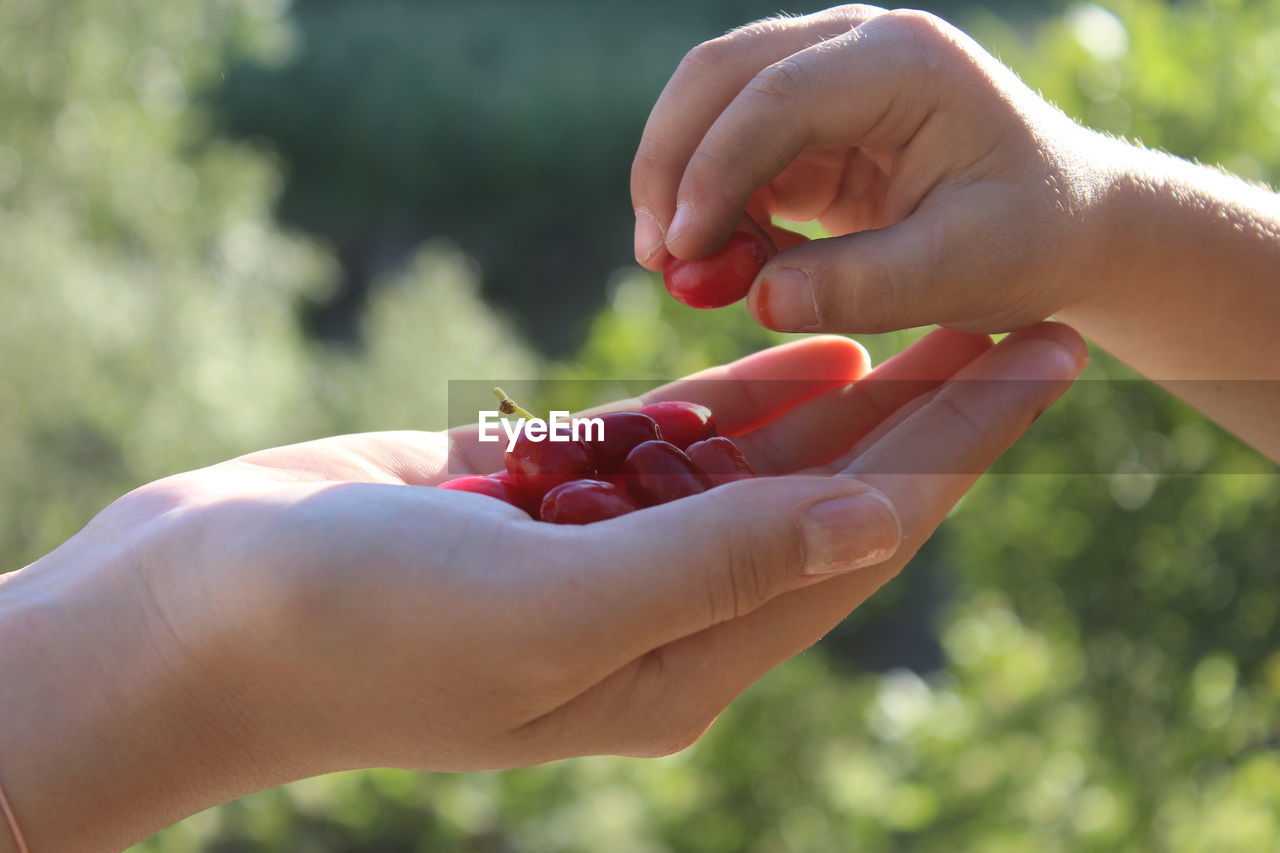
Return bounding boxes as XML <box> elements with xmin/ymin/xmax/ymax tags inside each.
<box><xmin>492</xmin><ymin>387</ymin><xmax>538</xmax><ymax>419</ymax></box>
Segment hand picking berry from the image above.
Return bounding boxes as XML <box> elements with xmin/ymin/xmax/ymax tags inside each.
<box><xmin>662</xmin><ymin>231</ymin><xmax>772</xmax><ymax>309</ymax></box>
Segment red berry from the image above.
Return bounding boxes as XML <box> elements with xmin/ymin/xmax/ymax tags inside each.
<box><xmin>662</xmin><ymin>231</ymin><xmax>771</xmax><ymax>309</ymax></box>
<box><xmin>486</xmin><ymin>470</ymin><xmax>541</xmax><ymax>516</ymax></box>
<box><xmin>438</xmin><ymin>475</ymin><xmax>534</xmax><ymax>517</ymax></box>
<box><xmin>687</xmin><ymin>437</ymin><xmax>756</xmax><ymax>486</ymax></box>
<box><xmin>584</xmin><ymin>411</ymin><xmax>662</xmax><ymax>473</ymax></box>
<box><xmin>622</xmin><ymin>440</ymin><xmax>709</xmax><ymax>506</ymax></box>
<box><xmin>504</xmin><ymin>433</ymin><xmax>596</xmax><ymax>499</ymax></box>
<box><xmin>638</xmin><ymin>401</ymin><xmax>716</xmax><ymax>450</ymax></box>
<box><xmin>540</xmin><ymin>479</ymin><xmax>640</xmax><ymax>524</ymax></box>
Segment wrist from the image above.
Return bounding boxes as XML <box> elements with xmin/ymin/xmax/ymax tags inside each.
<box><xmin>0</xmin><ymin>518</ymin><xmax>302</xmax><ymax>850</ymax></box>
<box><xmin>1069</xmin><ymin>138</ymin><xmax>1279</xmax><ymax>314</ymax></box>
<box><xmin>1056</xmin><ymin>136</ymin><xmax>1280</xmax><ymax>388</ymax></box>
<box><xmin>1046</xmin><ymin>131</ymin><xmax>1152</xmax><ymax>318</ymax></box>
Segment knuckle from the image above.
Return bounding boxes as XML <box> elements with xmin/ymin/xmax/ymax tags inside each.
<box><xmin>678</xmin><ymin>36</ymin><xmax>734</xmax><ymax>77</ymax></box>
<box><xmin>690</xmin><ymin>497</ymin><xmax>779</xmax><ymax>624</ymax></box>
<box><xmin>629</xmin><ymin>143</ymin><xmax>664</xmax><ymax>196</ymax></box>
<box><xmin>747</xmin><ymin>58</ymin><xmax>809</xmax><ymax>101</ymax></box>
<box><xmin>681</xmin><ymin>146</ymin><xmax>732</xmax><ymax>198</ymax></box>
<box><xmin>723</xmin><ymin>13</ymin><xmax>801</xmax><ymax>44</ymax></box>
<box><xmin>692</xmin><ymin>547</ymin><xmax>735</xmax><ymax>626</ymax></box>
<box><xmin>822</xmin><ymin>4</ymin><xmax>888</xmax><ymax>29</ymax></box>
<box><xmin>726</xmin><ymin>531</ymin><xmax>777</xmax><ymax>618</ymax></box>
<box><xmin>880</xmin><ymin>9</ymin><xmax>966</xmax><ymax>70</ymax></box>
<box><xmin>834</xmin><ymin>3</ymin><xmax>885</xmax><ymax>16</ymax></box>
<box><xmin>883</xmin><ymin>8</ymin><xmax>944</xmax><ymax>40</ymax></box>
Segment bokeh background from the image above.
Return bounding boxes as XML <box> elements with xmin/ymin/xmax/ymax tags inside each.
<box><xmin>2</xmin><ymin>0</ymin><xmax>1278</xmax><ymax>849</ymax></box>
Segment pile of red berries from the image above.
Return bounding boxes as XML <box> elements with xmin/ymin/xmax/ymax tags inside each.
<box><xmin>439</xmin><ymin>400</ymin><xmax>755</xmax><ymax>524</ymax></box>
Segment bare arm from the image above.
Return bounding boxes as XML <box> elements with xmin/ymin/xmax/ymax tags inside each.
<box><xmin>1060</xmin><ymin>146</ymin><xmax>1280</xmax><ymax>455</ymax></box>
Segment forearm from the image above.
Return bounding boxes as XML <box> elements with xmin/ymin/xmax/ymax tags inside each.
<box><xmin>1060</xmin><ymin>141</ymin><xmax>1280</xmax><ymax>459</ymax></box>
<box><xmin>0</xmin><ymin>534</ymin><xmax>297</xmax><ymax>851</ymax></box>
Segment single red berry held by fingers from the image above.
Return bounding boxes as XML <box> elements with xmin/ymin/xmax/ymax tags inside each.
<box><xmin>585</xmin><ymin>411</ymin><xmax>662</xmax><ymax>472</ymax></box>
<box><xmin>686</xmin><ymin>436</ymin><xmax>756</xmax><ymax>486</ymax></box>
<box><xmin>622</xmin><ymin>440</ymin><xmax>709</xmax><ymax>506</ymax></box>
<box><xmin>662</xmin><ymin>231</ymin><xmax>771</xmax><ymax>309</ymax></box>
<box><xmin>438</xmin><ymin>476</ymin><xmax>534</xmax><ymax>517</ymax></box>
<box><xmin>540</xmin><ymin>479</ymin><xmax>641</xmax><ymax>525</ymax></box>
<box><xmin>638</xmin><ymin>401</ymin><xmax>716</xmax><ymax>450</ymax></box>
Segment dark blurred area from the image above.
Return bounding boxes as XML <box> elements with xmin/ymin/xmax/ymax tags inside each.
<box><xmin>214</xmin><ymin>0</ymin><xmax>1056</xmax><ymax>354</ymax></box>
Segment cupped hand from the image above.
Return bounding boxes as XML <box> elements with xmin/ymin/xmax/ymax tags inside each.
<box><xmin>631</xmin><ymin>5</ymin><xmax>1121</xmax><ymax>334</ymax></box>
<box><xmin>103</xmin><ymin>323</ymin><xmax>1081</xmax><ymax>770</ymax></box>
<box><xmin>0</xmin><ymin>324</ymin><xmax>1084</xmax><ymax>851</ymax></box>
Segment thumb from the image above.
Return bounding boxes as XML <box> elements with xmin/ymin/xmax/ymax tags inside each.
<box><xmin>556</xmin><ymin>476</ymin><xmax>901</xmax><ymax>664</ymax></box>
<box><xmin>747</xmin><ymin>191</ymin><xmax>1004</xmax><ymax>335</ymax></box>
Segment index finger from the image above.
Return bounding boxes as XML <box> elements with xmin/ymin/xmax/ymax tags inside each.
<box><xmin>628</xmin><ymin>333</ymin><xmax>870</xmax><ymax>434</ymax></box>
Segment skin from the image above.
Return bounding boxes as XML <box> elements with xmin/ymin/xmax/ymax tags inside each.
<box><xmin>631</xmin><ymin>4</ymin><xmax>1280</xmax><ymax>459</ymax></box>
<box><xmin>0</xmin><ymin>325</ymin><xmax>1085</xmax><ymax>851</ymax></box>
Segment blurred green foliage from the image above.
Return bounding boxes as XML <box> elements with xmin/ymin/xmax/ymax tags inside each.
<box><xmin>0</xmin><ymin>0</ymin><xmax>1276</xmax><ymax>850</ymax></box>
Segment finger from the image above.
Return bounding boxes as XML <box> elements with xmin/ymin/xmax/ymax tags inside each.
<box><xmin>735</xmin><ymin>328</ymin><xmax>992</xmax><ymax>474</ymax></box>
<box><xmin>668</xmin><ymin>9</ymin><xmax>970</xmax><ymax>260</ymax></box>
<box><xmin>631</xmin><ymin>5</ymin><xmax>888</xmax><ymax>268</ymax></box>
<box><xmin>527</xmin><ymin>323</ymin><xmax>1086</xmax><ymax>758</ymax></box>
<box><xmin>749</xmin><ymin>185</ymin><xmax>1020</xmax><ymax>334</ymax></box>
<box><xmin>586</xmin><ymin>334</ymin><xmax>871</xmax><ymax>435</ymax></box>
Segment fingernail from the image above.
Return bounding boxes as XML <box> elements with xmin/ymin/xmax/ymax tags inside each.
<box><xmin>802</xmin><ymin>491</ymin><xmax>901</xmax><ymax>576</ymax></box>
<box><xmin>634</xmin><ymin>210</ymin><xmax>663</xmax><ymax>263</ymax></box>
<box><xmin>757</xmin><ymin>268</ymin><xmax>819</xmax><ymax>330</ymax></box>
<box><xmin>667</xmin><ymin>202</ymin><xmax>694</xmax><ymax>245</ymax></box>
